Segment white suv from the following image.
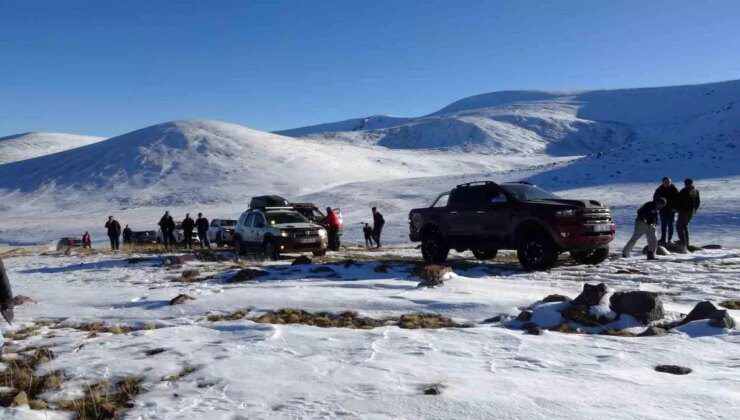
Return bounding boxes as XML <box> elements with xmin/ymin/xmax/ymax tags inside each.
<box><xmin>207</xmin><ymin>219</ymin><xmax>236</xmax><ymax>246</ymax></box>
<box><xmin>233</xmin><ymin>207</ymin><xmax>328</xmax><ymax>260</ymax></box>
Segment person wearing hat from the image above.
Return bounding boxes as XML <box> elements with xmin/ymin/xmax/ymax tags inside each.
<box><xmin>676</xmin><ymin>178</ymin><xmax>701</xmax><ymax>250</ymax></box>
<box><xmin>622</xmin><ymin>197</ymin><xmax>667</xmax><ymax>260</ymax></box>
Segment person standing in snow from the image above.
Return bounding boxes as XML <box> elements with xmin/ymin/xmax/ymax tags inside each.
<box><xmin>363</xmin><ymin>223</ymin><xmax>374</xmax><ymax>248</ymax></box>
<box><xmin>196</xmin><ymin>212</ymin><xmax>210</xmax><ymax>249</ymax></box>
<box><xmin>622</xmin><ymin>197</ymin><xmax>666</xmax><ymax>260</ymax></box>
<box><xmin>371</xmin><ymin>207</ymin><xmax>385</xmax><ymax>248</ymax></box>
<box><xmin>122</xmin><ymin>225</ymin><xmax>133</xmax><ymax>248</ymax></box>
<box><xmin>323</xmin><ymin>207</ymin><xmax>341</xmax><ymax>251</ymax></box>
<box><xmin>159</xmin><ymin>211</ymin><xmax>177</xmax><ymax>250</ymax></box>
<box><xmin>105</xmin><ymin>215</ymin><xmax>122</xmax><ymax>251</ymax></box>
<box><xmin>676</xmin><ymin>178</ymin><xmax>701</xmax><ymax>250</ymax></box>
<box><xmin>181</xmin><ymin>213</ymin><xmax>196</xmax><ymax>250</ymax></box>
<box><xmin>82</xmin><ymin>231</ymin><xmax>92</xmax><ymax>249</ymax></box>
<box><xmin>0</xmin><ymin>258</ymin><xmax>15</xmax><ymax>326</ymax></box>
<box><xmin>653</xmin><ymin>177</ymin><xmax>679</xmax><ymax>245</ymax></box>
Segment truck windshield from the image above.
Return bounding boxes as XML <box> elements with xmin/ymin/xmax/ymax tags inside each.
<box><xmin>501</xmin><ymin>184</ymin><xmax>561</xmax><ymax>201</ymax></box>
<box><xmin>266</xmin><ymin>212</ymin><xmax>308</xmax><ymax>225</ymax></box>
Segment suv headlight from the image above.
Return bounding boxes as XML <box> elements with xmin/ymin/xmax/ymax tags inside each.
<box><xmin>318</xmin><ymin>228</ymin><xmax>327</xmax><ymax>237</ymax></box>
<box><xmin>281</xmin><ymin>231</ymin><xmax>289</xmax><ymax>238</ymax></box>
<box><xmin>555</xmin><ymin>209</ymin><xmax>577</xmax><ymax>218</ymax></box>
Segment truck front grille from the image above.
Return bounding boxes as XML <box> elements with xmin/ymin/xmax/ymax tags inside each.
<box><xmin>578</xmin><ymin>208</ymin><xmax>612</xmax><ymax>224</ymax></box>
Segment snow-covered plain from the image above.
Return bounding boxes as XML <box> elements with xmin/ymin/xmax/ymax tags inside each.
<box><xmin>0</xmin><ymin>79</ymin><xmax>738</xmax><ymax>418</ymax></box>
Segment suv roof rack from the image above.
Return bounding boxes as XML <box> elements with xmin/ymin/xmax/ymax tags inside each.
<box><xmin>456</xmin><ymin>180</ymin><xmax>498</xmax><ymax>188</ymax></box>
<box><xmin>503</xmin><ymin>181</ymin><xmax>533</xmax><ymax>185</ymax></box>
<box><xmin>250</xmin><ymin>206</ymin><xmax>294</xmax><ymax>211</ymax></box>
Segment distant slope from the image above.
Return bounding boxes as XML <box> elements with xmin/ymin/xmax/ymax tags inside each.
<box><xmin>275</xmin><ymin>115</ymin><xmax>411</xmax><ymax>137</ymax></box>
<box><xmin>0</xmin><ymin>132</ymin><xmax>104</xmax><ymax>164</ymax></box>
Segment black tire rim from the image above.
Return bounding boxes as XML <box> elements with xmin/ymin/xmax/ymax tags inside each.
<box><xmin>524</xmin><ymin>241</ymin><xmax>545</xmax><ymax>265</ymax></box>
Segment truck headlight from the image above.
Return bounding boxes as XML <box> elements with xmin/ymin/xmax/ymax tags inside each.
<box><xmin>555</xmin><ymin>209</ymin><xmax>576</xmax><ymax>218</ymax></box>
<box><xmin>281</xmin><ymin>231</ymin><xmax>289</xmax><ymax>238</ymax></box>
<box><xmin>318</xmin><ymin>228</ymin><xmax>327</xmax><ymax>237</ymax></box>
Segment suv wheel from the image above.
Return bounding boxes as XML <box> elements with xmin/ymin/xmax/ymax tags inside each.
<box><xmin>264</xmin><ymin>239</ymin><xmax>279</xmax><ymax>261</ymax></box>
<box><xmin>233</xmin><ymin>237</ymin><xmax>242</xmax><ymax>256</ymax></box>
<box><xmin>216</xmin><ymin>232</ymin><xmax>223</xmax><ymax>247</ymax></box>
<box><xmin>421</xmin><ymin>232</ymin><xmax>449</xmax><ymax>264</ymax></box>
<box><xmin>517</xmin><ymin>234</ymin><xmax>558</xmax><ymax>271</ymax></box>
<box><xmin>571</xmin><ymin>247</ymin><xmax>609</xmax><ymax>265</ymax></box>
<box><xmin>472</xmin><ymin>248</ymin><xmax>498</xmax><ymax>261</ymax></box>
<box><xmin>313</xmin><ymin>249</ymin><xmax>327</xmax><ymax>257</ymax></box>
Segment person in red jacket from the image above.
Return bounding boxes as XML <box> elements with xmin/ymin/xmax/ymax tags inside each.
<box><xmin>324</xmin><ymin>207</ymin><xmax>341</xmax><ymax>251</ymax></box>
<box><xmin>82</xmin><ymin>232</ymin><xmax>92</xmax><ymax>249</ymax></box>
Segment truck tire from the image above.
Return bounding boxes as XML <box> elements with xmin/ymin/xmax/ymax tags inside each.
<box><xmin>517</xmin><ymin>234</ymin><xmax>558</xmax><ymax>271</ymax></box>
<box><xmin>571</xmin><ymin>247</ymin><xmax>609</xmax><ymax>265</ymax></box>
<box><xmin>264</xmin><ymin>238</ymin><xmax>279</xmax><ymax>261</ymax></box>
<box><xmin>313</xmin><ymin>249</ymin><xmax>327</xmax><ymax>257</ymax></box>
<box><xmin>421</xmin><ymin>232</ymin><xmax>449</xmax><ymax>264</ymax></box>
<box><xmin>216</xmin><ymin>232</ymin><xmax>224</xmax><ymax>247</ymax></box>
<box><xmin>472</xmin><ymin>248</ymin><xmax>498</xmax><ymax>261</ymax></box>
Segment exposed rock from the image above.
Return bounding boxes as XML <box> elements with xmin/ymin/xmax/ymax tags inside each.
<box><xmin>162</xmin><ymin>256</ymin><xmax>183</xmax><ymax>266</ymax></box>
<box><xmin>481</xmin><ymin>315</ymin><xmax>504</xmax><ymax>324</ymax></box>
<box><xmin>609</xmin><ymin>291</ymin><xmax>665</xmax><ymax>323</ymax></box>
<box><xmin>423</xmin><ymin>386</ymin><xmax>442</xmax><ymax>395</ymax></box>
<box><xmin>561</xmin><ymin>305</ymin><xmax>606</xmax><ymax>327</ymax></box>
<box><xmin>526</xmin><ymin>326</ymin><xmax>543</xmax><ymax>335</ymax></box>
<box><xmin>169</xmin><ymin>294</ymin><xmax>195</xmax><ymax>305</ymax></box>
<box><xmin>708</xmin><ymin>310</ymin><xmax>736</xmax><ymax>329</ymax></box>
<box><xmin>719</xmin><ymin>300</ymin><xmax>740</xmax><ymax>310</ymax></box>
<box><xmin>29</xmin><ymin>399</ymin><xmax>47</xmax><ymax>410</ymax></box>
<box><xmin>516</xmin><ymin>311</ymin><xmax>533</xmax><ymax>322</ymax></box>
<box><xmin>638</xmin><ymin>326</ymin><xmax>667</xmax><ymax>337</ymax></box>
<box><xmin>572</xmin><ymin>283</ymin><xmax>607</xmax><ymax>307</ymax></box>
<box><xmin>417</xmin><ymin>265</ymin><xmax>452</xmax><ymax>287</ymax></box>
<box><xmin>686</xmin><ymin>245</ymin><xmax>702</xmax><ymax>253</ymax></box>
<box><xmin>229</xmin><ymin>268</ymin><xmax>268</xmax><ymax>282</ymax></box>
<box><xmin>292</xmin><ymin>256</ymin><xmax>312</xmax><ymax>265</ymax></box>
<box><xmin>374</xmin><ymin>264</ymin><xmax>389</xmax><ymax>273</ymax></box>
<box><xmin>180</xmin><ymin>269</ymin><xmax>200</xmax><ymax>280</ymax></box>
<box><xmin>542</xmin><ymin>294</ymin><xmax>571</xmax><ymax>303</ymax></box>
<box><xmin>702</xmin><ymin>244</ymin><xmax>722</xmax><ymax>250</ymax></box>
<box><xmin>664</xmin><ymin>242</ymin><xmax>688</xmax><ymax>254</ymax></box>
<box><xmin>195</xmin><ymin>249</ymin><xmax>226</xmax><ymax>262</ymax></box>
<box><xmin>10</xmin><ymin>295</ymin><xmax>35</xmax><ymax>306</ymax></box>
<box><xmin>655</xmin><ymin>365</ymin><xmax>692</xmax><ymax>375</ymax></box>
<box><xmin>144</xmin><ymin>348</ymin><xmax>166</xmax><ymax>356</ymax></box>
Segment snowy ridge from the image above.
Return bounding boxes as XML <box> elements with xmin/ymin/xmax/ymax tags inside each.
<box><xmin>0</xmin><ymin>132</ymin><xmax>104</xmax><ymax>164</ymax></box>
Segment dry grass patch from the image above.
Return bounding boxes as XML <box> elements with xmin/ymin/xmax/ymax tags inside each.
<box><xmin>397</xmin><ymin>314</ymin><xmax>460</xmax><ymax>329</ymax></box>
<box><xmin>242</xmin><ymin>308</ymin><xmax>466</xmax><ymax>330</ymax></box>
<box><xmin>57</xmin><ymin>376</ymin><xmax>145</xmax><ymax>419</ymax></box>
<box><xmin>719</xmin><ymin>300</ymin><xmax>740</xmax><ymax>310</ymax></box>
<box><xmin>206</xmin><ymin>308</ymin><xmax>252</xmax><ymax>322</ymax></box>
<box><xmin>0</xmin><ymin>347</ymin><xmax>67</xmax><ymax>408</ymax></box>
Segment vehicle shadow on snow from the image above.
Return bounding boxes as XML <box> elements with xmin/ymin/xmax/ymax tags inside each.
<box><xmin>18</xmin><ymin>257</ymin><xmax>155</xmax><ymax>274</ymax></box>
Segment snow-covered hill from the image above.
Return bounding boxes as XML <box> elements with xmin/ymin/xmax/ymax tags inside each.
<box><xmin>275</xmin><ymin>115</ymin><xmax>411</xmax><ymax>137</ymax></box>
<box><xmin>0</xmin><ymin>132</ymin><xmax>104</xmax><ymax>164</ymax></box>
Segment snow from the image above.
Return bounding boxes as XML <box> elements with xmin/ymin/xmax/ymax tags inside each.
<box><xmin>0</xmin><ymin>132</ymin><xmax>104</xmax><ymax>165</ymax></box>
<box><xmin>0</xmin><ymin>78</ymin><xmax>738</xmax><ymax>418</ymax></box>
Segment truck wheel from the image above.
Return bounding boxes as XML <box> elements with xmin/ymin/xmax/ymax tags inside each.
<box><xmin>313</xmin><ymin>249</ymin><xmax>327</xmax><ymax>257</ymax></box>
<box><xmin>421</xmin><ymin>233</ymin><xmax>449</xmax><ymax>264</ymax></box>
<box><xmin>571</xmin><ymin>247</ymin><xmax>609</xmax><ymax>265</ymax></box>
<box><xmin>264</xmin><ymin>239</ymin><xmax>279</xmax><ymax>261</ymax></box>
<box><xmin>472</xmin><ymin>248</ymin><xmax>498</xmax><ymax>261</ymax></box>
<box><xmin>517</xmin><ymin>234</ymin><xmax>558</xmax><ymax>271</ymax></box>
<box><xmin>216</xmin><ymin>232</ymin><xmax>223</xmax><ymax>247</ymax></box>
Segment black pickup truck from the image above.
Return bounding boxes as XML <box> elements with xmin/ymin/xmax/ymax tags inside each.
<box><xmin>408</xmin><ymin>181</ymin><xmax>615</xmax><ymax>270</ymax></box>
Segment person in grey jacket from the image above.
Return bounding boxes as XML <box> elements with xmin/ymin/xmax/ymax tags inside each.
<box><xmin>622</xmin><ymin>197</ymin><xmax>666</xmax><ymax>260</ymax></box>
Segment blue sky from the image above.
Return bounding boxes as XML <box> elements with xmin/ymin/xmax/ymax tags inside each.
<box><xmin>1</xmin><ymin>0</ymin><xmax>739</xmax><ymax>137</ymax></box>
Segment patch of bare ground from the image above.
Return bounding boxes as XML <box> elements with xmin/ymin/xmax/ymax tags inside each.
<box><xmin>56</xmin><ymin>376</ymin><xmax>146</xmax><ymax>419</ymax></box>
<box><xmin>719</xmin><ymin>300</ymin><xmax>740</xmax><ymax>310</ymax></box>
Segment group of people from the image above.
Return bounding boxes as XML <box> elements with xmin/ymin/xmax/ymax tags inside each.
<box><xmin>622</xmin><ymin>177</ymin><xmax>701</xmax><ymax>260</ymax></box>
<box><xmin>158</xmin><ymin>211</ymin><xmax>211</xmax><ymax>251</ymax></box>
<box><xmin>362</xmin><ymin>207</ymin><xmax>385</xmax><ymax>248</ymax></box>
<box><xmin>100</xmin><ymin>216</ymin><xmax>133</xmax><ymax>251</ymax></box>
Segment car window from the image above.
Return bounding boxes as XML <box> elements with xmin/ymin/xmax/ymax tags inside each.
<box><xmin>500</xmin><ymin>184</ymin><xmax>561</xmax><ymax>201</ymax></box>
<box><xmin>211</xmin><ymin>220</ymin><xmax>218</xmax><ymax>227</ymax></box>
<box><xmin>222</xmin><ymin>220</ymin><xmax>236</xmax><ymax>226</ymax></box>
<box><xmin>266</xmin><ymin>212</ymin><xmax>307</xmax><ymax>225</ymax></box>
<box><xmin>449</xmin><ymin>186</ymin><xmax>490</xmax><ymax>208</ymax></box>
<box><xmin>432</xmin><ymin>193</ymin><xmax>449</xmax><ymax>207</ymax></box>
<box><xmin>244</xmin><ymin>213</ymin><xmax>255</xmax><ymax>227</ymax></box>
<box><xmin>254</xmin><ymin>214</ymin><xmax>266</xmax><ymax>228</ymax></box>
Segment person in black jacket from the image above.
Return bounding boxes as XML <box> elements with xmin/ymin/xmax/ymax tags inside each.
<box><xmin>371</xmin><ymin>207</ymin><xmax>385</xmax><ymax>248</ymax></box>
<box><xmin>105</xmin><ymin>216</ymin><xmax>122</xmax><ymax>251</ymax></box>
<box><xmin>0</xmin><ymin>257</ymin><xmax>14</xmax><ymax>325</ymax></box>
<box><xmin>676</xmin><ymin>178</ymin><xmax>701</xmax><ymax>249</ymax></box>
<box><xmin>363</xmin><ymin>223</ymin><xmax>374</xmax><ymax>248</ymax></box>
<box><xmin>159</xmin><ymin>211</ymin><xmax>177</xmax><ymax>250</ymax></box>
<box><xmin>181</xmin><ymin>213</ymin><xmax>196</xmax><ymax>250</ymax></box>
<box><xmin>653</xmin><ymin>177</ymin><xmax>679</xmax><ymax>244</ymax></box>
<box><xmin>622</xmin><ymin>197</ymin><xmax>666</xmax><ymax>260</ymax></box>
<box><xmin>122</xmin><ymin>225</ymin><xmax>133</xmax><ymax>248</ymax></box>
<box><xmin>196</xmin><ymin>213</ymin><xmax>210</xmax><ymax>249</ymax></box>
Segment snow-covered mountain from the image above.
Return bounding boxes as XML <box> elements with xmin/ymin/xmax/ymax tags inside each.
<box><xmin>275</xmin><ymin>115</ymin><xmax>411</xmax><ymax>137</ymax></box>
<box><xmin>0</xmin><ymin>132</ymin><xmax>104</xmax><ymax>164</ymax></box>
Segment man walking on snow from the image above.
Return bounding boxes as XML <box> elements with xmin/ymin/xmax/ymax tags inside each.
<box><xmin>676</xmin><ymin>178</ymin><xmax>700</xmax><ymax>251</ymax></box>
<box><xmin>182</xmin><ymin>213</ymin><xmax>196</xmax><ymax>250</ymax></box>
<box><xmin>622</xmin><ymin>197</ymin><xmax>666</xmax><ymax>260</ymax></box>
<box><xmin>371</xmin><ymin>207</ymin><xmax>385</xmax><ymax>248</ymax></box>
<box><xmin>196</xmin><ymin>212</ymin><xmax>210</xmax><ymax>249</ymax></box>
<box><xmin>105</xmin><ymin>215</ymin><xmax>122</xmax><ymax>251</ymax></box>
<box><xmin>653</xmin><ymin>177</ymin><xmax>679</xmax><ymax>245</ymax></box>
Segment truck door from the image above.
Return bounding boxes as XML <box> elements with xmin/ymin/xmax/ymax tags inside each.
<box><xmin>251</xmin><ymin>213</ymin><xmax>266</xmax><ymax>246</ymax></box>
<box><xmin>475</xmin><ymin>187</ymin><xmax>512</xmax><ymax>245</ymax></box>
<box><xmin>448</xmin><ymin>186</ymin><xmax>486</xmax><ymax>244</ymax></box>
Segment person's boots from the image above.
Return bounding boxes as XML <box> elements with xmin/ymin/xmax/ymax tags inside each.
<box><xmin>647</xmin><ymin>252</ymin><xmax>657</xmax><ymax>260</ymax></box>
